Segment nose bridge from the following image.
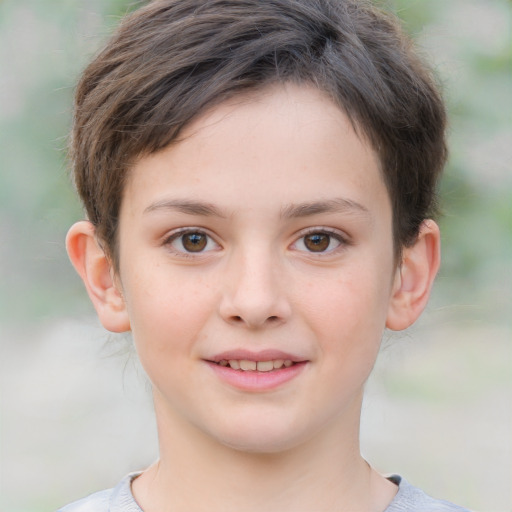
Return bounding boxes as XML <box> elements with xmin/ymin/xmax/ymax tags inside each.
<box><xmin>220</xmin><ymin>240</ymin><xmax>290</xmax><ymax>328</ymax></box>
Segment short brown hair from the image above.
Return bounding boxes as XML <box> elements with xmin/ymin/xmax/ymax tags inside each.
<box><xmin>71</xmin><ymin>0</ymin><xmax>447</xmax><ymax>266</ymax></box>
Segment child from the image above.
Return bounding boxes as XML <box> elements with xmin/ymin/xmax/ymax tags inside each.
<box><xmin>60</xmin><ymin>0</ymin><xmax>471</xmax><ymax>510</ymax></box>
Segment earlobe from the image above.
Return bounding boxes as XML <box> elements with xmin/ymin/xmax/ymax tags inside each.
<box><xmin>66</xmin><ymin>221</ymin><xmax>131</xmax><ymax>333</ymax></box>
<box><xmin>386</xmin><ymin>220</ymin><xmax>441</xmax><ymax>331</ymax></box>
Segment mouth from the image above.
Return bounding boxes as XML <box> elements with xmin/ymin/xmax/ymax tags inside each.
<box><xmin>212</xmin><ymin>359</ymin><xmax>296</xmax><ymax>372</ymax></box>
<box><xmin>205</xmin><ymin>351</ymin><xmax>307</xmax><ymax>391</ymax></box>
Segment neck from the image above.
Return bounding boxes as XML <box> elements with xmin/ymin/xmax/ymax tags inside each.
<box><xmin>132</xmin><ymin>390</ymin><xmax>396</xmax><ymax>512</ymax></box>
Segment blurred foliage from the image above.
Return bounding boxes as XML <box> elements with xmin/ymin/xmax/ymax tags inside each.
<box><xmin>0</xmin><ymin>0</ymin><xmax>510</xmax><ymax>324</ymax></box>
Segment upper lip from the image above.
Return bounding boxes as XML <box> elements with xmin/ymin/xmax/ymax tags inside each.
<box><xmin>207</xmin><ymin>349</ymin><xmax>307</xmax><ymax>363</ymax></box>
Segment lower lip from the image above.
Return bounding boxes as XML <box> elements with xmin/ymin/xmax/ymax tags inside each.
<box><xmin>206</xmin><ymin>361</ymin><xmax>307</xmax><ymax>392</ymax></box>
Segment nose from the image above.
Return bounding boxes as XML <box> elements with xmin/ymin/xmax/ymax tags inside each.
<box><xmin>218</xmin><ymin>246</ymin><xmax>292</xmax><ymax>329</ymax></box>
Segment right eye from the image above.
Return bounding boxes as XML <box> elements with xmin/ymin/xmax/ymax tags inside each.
<box><xmin>165</xmin><ymin>229</ymin><xmax>219</xmax><ymax>255</ymax></box>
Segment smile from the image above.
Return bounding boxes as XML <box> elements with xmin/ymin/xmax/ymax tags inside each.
<box><xmin>216</xmin><ymin>359</ymin><xmax>294</xmax><ymax>371</ymax></box>
<box><xmin>206</xmin><ymin>353</ymin><xmax>307</xmax><ymax>391</ymax></box>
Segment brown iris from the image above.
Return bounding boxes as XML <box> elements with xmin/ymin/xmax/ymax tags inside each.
<box><xmin>304</xmin><ymin>233</ymin><xmax>330</xmax><ymax>252</ymax></box>
<box><xmin>182</xmin><ymin>232</ymin><xmax>207</xmax><ymax>252</ymax></box>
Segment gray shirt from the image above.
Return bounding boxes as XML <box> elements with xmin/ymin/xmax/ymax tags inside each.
<box><xmin>58</xmin><ymin>473</ymin><xmax>472</xmax><ymax>511</ymax></box>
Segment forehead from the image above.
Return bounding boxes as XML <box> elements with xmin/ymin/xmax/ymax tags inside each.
<box><xmin>122</xmin><ymin>83</ymin><xmax>389</xmax><ymax>221</ymax></box>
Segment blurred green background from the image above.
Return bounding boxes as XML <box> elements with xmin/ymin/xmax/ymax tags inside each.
<box><xmin>0</xmin><ymin>1</ymin><xmax>510</xmax><ymax>511</ymax></box>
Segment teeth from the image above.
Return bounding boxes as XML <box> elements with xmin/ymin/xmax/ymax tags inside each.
<box><xmin>239</xmin><ymin>360</ymin><xmax>257</xmax><ymax>371</ymax></box>
<box><xmin>256</xmin><ymin>361</ymin><xmax>274</xmax><ymax>372</ymax></box>
<box><xmin>220</xmin><ymin>359</ymin><xmax>296</xmax><ymax>371</ymax></box>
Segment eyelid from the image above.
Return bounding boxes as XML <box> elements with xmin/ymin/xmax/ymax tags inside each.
<box><xmin>163</xmin><ymin>227</ymin><xmax>221</xmax><ymax>256</ymax></box>
<box><xmin>161</xmin><ymin>226</ymin><xmax>350</xmax><ymax>257</ymax></box>
<box><xmin>290</xmin><ymin>226</ymin><xmax>350</xmax><ymax>254</ymax></box>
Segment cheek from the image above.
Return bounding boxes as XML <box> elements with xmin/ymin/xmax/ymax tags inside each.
<box><xmin>307</xmin><ymin>267</ymin><xmax>390</xmax><ymax>318</ymax></box>
<box><xmin>122</xmin><ymin>266</ymin><xmax>218</xmax><ymax>358</ymax></box>
<box><xmin>298</xmin><ymin>263</ymin><xmax>392</xmax><ymax>357</ymax></box>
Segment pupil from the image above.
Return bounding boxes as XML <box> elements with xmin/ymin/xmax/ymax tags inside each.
<box><xmin>183</xmin><ymin>233</ymin><xmax>207</xmax><ymax>252</ymax></box>
<box><xmin>305</xmin><ymin>233</ymin><xmax>329</xmax><ymax>252</ymax></box>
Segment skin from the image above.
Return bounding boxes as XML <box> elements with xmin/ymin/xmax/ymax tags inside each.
<box><xmin>67</xmin><ymin>83</ymin><xmax>440</xmax><ymax>512</ymax></box>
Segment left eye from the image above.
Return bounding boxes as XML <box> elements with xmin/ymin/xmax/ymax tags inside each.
<box><xmin>166</xmin><ymin>230</ymin><xmax>219</xmax><ymax>254</ymax></box>
<box><xmin>293</xmin><ymin>231</ymin><xmax>343</xmax><ymax>253</ymax></box>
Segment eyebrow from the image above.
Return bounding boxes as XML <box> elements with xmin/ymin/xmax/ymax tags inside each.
<box><xmin>280</xmin><ymin>198</ymin><xmax>371</xmax><ymax>219</ymax></box>
<box><xmin>144</xmin><ymin>199</ymin><xmax>228</xmax><ymax>218</ymax></box>
<box><xmin>143</xmin><ymin>197</ymin><xmax>370</xmax><ymax>220</ymax></box>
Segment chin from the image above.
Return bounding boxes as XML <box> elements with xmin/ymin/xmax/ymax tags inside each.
<box><xmin>205</xmin><ymin>415</ymin><xmax>313</xmax><ymax>455</ymax></box>
<box><xmin>220</xmin><ymin>435</ymin><xmax>299</xmax><ymax>455</ymax></box>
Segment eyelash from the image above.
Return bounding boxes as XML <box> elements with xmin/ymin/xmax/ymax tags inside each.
<box><xmin>163</xmin><ymin>228</ymin><xmax>220</xmax><ymax>258</ymax></box>
<box><xmin>162</xmin><ymin>227</ymin><xmax>350</xmax><ymax>257</ymax></box>
<box><xmin>291</xmin><ymin>228</ymin><xmax>349</xmax><ymax>255</ymax></box>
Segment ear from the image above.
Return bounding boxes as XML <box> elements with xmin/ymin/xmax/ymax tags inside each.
<box><xmin>386</xmin><ymin>220</ymin><xmax>441</xmax><ymax>331</ymax></box>
<box><xmin>66</xmin><ymin>221</ymin><xmax>130</xmax><ymax>333</ymax></box>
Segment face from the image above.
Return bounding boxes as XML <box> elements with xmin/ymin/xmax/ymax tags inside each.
<box><xmin>116</xmin><ymin>84</ymin><xmax>398</xmax><ymax>453</ymax></box>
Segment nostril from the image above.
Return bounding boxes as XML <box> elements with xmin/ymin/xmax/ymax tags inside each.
<box><xmin>229</xmin><ymin>314</ymin><xmax>280</xmax><ymax>326</ymax></box>
<box><xmin>227</xmin><ymin>315</ymin><xmax>248</xmax><ymax>325</ymax></box>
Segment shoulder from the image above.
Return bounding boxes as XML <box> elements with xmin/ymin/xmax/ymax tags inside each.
<box><xmin>57</xmin><ymin>472</ymin><xmax>142</xmax><ymax>512</ymax></box>
<box><xmin>386</xmin><ymin>475</ymin><xmax>472</xmax><ymax>512</ymax></box>
<box><xmin>57</xmin><ymin>488</ymin><xmax>112</xmax><ymax>512</ymax></box>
